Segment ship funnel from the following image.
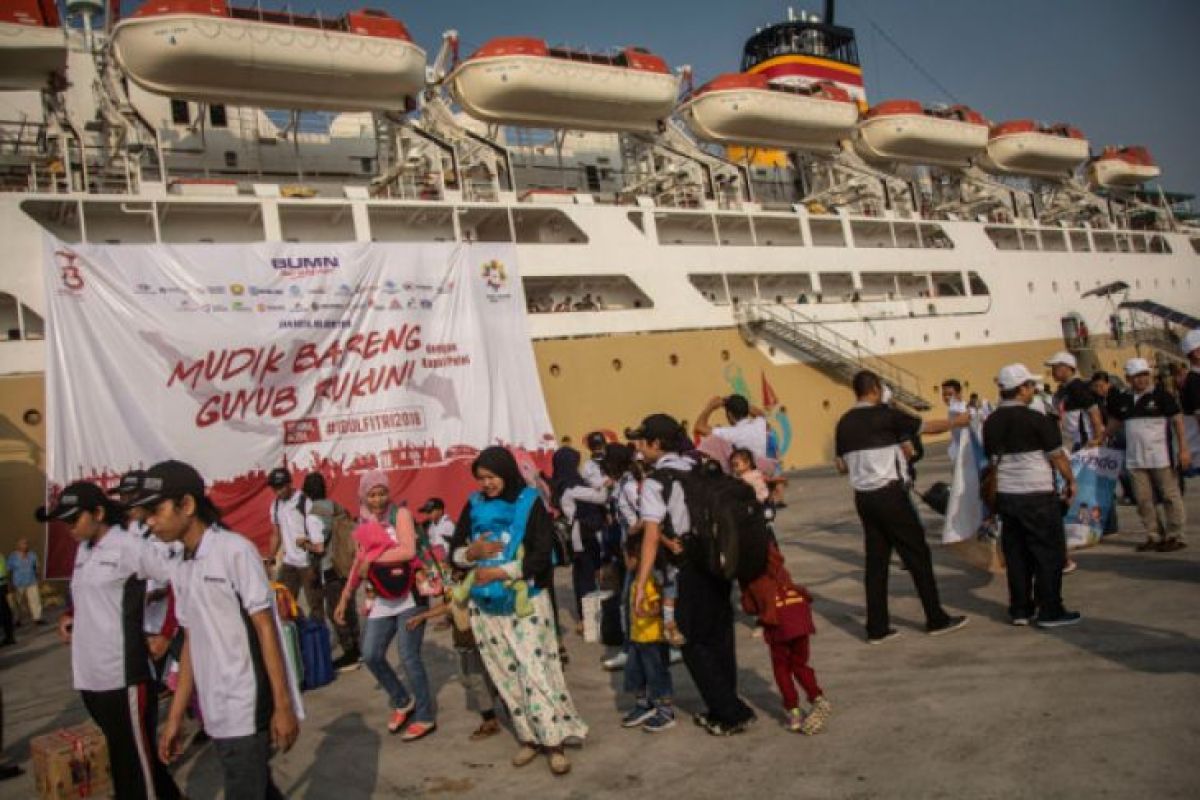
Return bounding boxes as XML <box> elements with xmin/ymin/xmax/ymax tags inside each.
<box><xmin>824</xmin><ymin>0</ymin><xmax>836</xmax><ymax>25</ymax></box>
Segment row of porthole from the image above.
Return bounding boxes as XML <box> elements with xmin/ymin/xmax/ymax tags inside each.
<box><xmin>1028</xmin><ymin>277</ymin><xmax>1189</xmax><ymax>293</ymax></box>
<box><xmin>548</xmin><ymin>348</ymin><xmax>734</xmax><ymax>377</ymax></box>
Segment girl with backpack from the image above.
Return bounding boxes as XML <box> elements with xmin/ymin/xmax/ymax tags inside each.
<box><xmin>333</xmin><ymin>471</ymin><xmax>436</xmax><ymax>741</ymax></box>
<box><xmin>450</xmin><ymin>447</ymin><xmax>587</xmax><ymax>776</ymax></box>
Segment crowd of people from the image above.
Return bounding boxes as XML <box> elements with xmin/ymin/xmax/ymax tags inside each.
<box><xmin>11</xmin><ymin>328</ymin><xmax>1200</xmax><ymax>797</ymax></box>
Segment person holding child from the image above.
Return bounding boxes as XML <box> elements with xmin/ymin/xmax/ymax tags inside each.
<box><xmin>449</xmin><ymin>447</ymin><xmax>587</xmax><ymax>776</ymax></box>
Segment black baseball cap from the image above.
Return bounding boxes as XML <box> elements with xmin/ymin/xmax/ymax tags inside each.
<box><xmin>128</xmin><ymin>460</ymin><xmax>206</xmax><ymax>508</ymax></box>
<box><xmin>109</xmin><ymin>469</ymin><xmax>147</xmax><ymax>498</ymax></box>
<box><xmin>38</xmin><ymin>481</ymin><xmax>108</xmax><ymax>522</ymax></box>
<box><xmin>625</xmin><ymin>413</ymin><xmax>683</xmax><ymax>444</ymax></box>
<box><xmin>584</xmin><ymin>431</ymin><xmax>607</xmax><ymax>450</ymax></box>
<box><xmin>418</xmin><ymin>498</ymin><xmax>444</xmax><ymax>514</ymax></box>
<box><xmin>266</xmin><ymin>467</ymin><xmax>292</xmax><ymax>488</ymax></box>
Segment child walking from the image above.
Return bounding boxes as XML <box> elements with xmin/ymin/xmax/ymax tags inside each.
<box><xmin>621</xmin><ymin>534</ymin><xmax>675</xmax><ymax>733</ymax></box>
<box><xmin>741</xmin><ymin>545</ymin><xmax>831</xmax><ymax>735</ymax></box>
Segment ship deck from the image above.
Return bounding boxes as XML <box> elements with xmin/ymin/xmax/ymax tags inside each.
<box><xmin>2</xmin><ymin>454</ymin><xmax>1198</xmax><ymax>798</ymax></box>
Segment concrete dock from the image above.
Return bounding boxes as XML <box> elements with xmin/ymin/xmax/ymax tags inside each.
<box><xmin>3</xmin><ymin>454</ymin><xmax>1198</xmax><ymax>798</ymax></box>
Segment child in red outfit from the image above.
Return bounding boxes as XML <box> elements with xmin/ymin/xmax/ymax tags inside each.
<box><xmin>741</xmin><ymin>545</ymin><xmax>832</xmax><ymax>734</ymax></box>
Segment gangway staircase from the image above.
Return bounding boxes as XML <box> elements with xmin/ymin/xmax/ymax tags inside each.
<box><xmin>1116</xmin><ymin>300</ymin><xmax>1200</xmax><ymax>366</ymax></box>
<box><xmin>736</xmin><ymin>300</ymin><xmax>931</xmax><ymax>411</ymax></box>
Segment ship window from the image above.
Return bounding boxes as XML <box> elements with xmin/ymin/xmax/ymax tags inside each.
<box><xmin>715</xmin><ymin>214</ymin><xmax>754</xmax><ymax>246</ymax></box>
<box><xmin>170</xmin><ymin>99</ymin><xmax>190</xmax><ymax>125</ymax></box>
<box><xmin>1019</xmin><ymin>229</ymin><xmax>1041</xmax><ymax>251</ymax></box>
<box><xmin>0</xmin><ymin>293</ymin><xmax>44</xmax><ymax>341</ymax></box>
<box><xmin>1190</xmin><ymin>238</ymin><xmax>1200</xmax><ymax>254</ymax></box>
<box><xmin>919</xmin><ymin>224</ymin><xmax>954</xmax><ymax>249</ymax></box>
<box><xmin>523</xmin><ymin>275</ymin><xmax>652</xmax><ymax>313</ymax></box>
<box><xmin>968</xmin><ymin>272</ymin><xmax>989</xmax><ymax>296</ymax></box>
<box><xmin>656</xmin><ymin>212</ymin><xmax>717</xmax><ymax>246</ymax></box>
<box><xmin>224</xmin><ymin>151</ymin><xmax>238</xmax><ymax>168</ymax></box>
<box><xmin>626</xmin><ymin>211</ymin><xmax>645</xmax><ymax>234</ymax></box>
<box><xmin>818</xmin><ymin>272</ymin><xmax>855</xmax><ymax>300</ymax></box>
<box><xmin>1116</xmin><ymin>234</ymin><xmax>1132</xmax><ymax>253</ymax></box>
<box><xmin>1131</xmin><ymin>234</ymin><xmax>1149</xmax><ymax>254</ymax></box>
<box><xmin>932</xmin><ymin>272</ymin><xmax>967</xmax><ymax>298</ymax></box>
<box><xmin>985</xmin><ymin>226</ymin><xmax>1021</xmax><ymax>250</ymax></box>
<box><xmin>159</xmin><ymin>203</ymin><xmax>265</xmax><ymax>243</ymax></box>
<box><xmin>367</xmin><ymin>206</ymin><xmax>455</xmax><ymax>242</ymax></box>
<box><xmin>458</xmin><ymin>208</ymin><xmax>513</xmax><ymax>243</ymax></box>
<box><xmin>1069</xmin><ymin>230</ymin><xmax>1090</xmax><ymax>252</ymax></box>
<box><xmin>687</xmin><ymin>274</ymin><xmax>728</xmax><ymax>304</ymax></box>
<box><xmin>810</xmin><ymin>218</ymin><xmax>846</xmax><ymax>248</ymax></box>
<box><xmin>279</xmin><ymin>203</ymin><xmax>356</xmax><ymax>243</ymax></box>
<box><xmin>20</xmin><ymin>199</ymin><xmax>83</xmax><ymax>242</ymax></box>
<box><xmin>209</xmin><ymin>104</ymin><xmax>228</xmax><ymax>128</ymax></box>
<box><xmin>80</xmin><ymin>201</ymin><xmax>157</xmax><ymax>243</ymax></box>
<box><xmin>751</xmin><ymin>215</ymin><xmax>803</xmax><ymax>246</ymax></box>
<box><xmin>1149</xmin><ymin>235</ymin><xmax>1171</xmax><ymax>254</ymax></box>
<box><xmin>360</xmin><ymin>158</ymin><xmax>373</xmax><ymax>174</ymax></box>
<box><xmin>512</xmin><ymin>209</ymin><xmax>587</xmax><ymax>244</ymax></box>
<box><xmin>849</xmin><ymin>220</ymin><xmax>892</xmax><ymax>249</ymax></box>
<box><xmin>1042</xmin><ymin>229</ymin><xmax>1068</xmax><ymax>253</ymax></box>
<box><xmin>1093</xmin><ymin>231</ymin><xmax>1118</xmax><ymax>253</ymax></box>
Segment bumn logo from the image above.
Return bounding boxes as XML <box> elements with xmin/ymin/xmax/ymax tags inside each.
<box><xmin>55</xmin><ymin>250</ymin><xmax>84</xmax><ymax>293</ymax></box>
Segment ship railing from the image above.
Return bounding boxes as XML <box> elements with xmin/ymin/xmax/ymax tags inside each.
<box><xmin>737</xmin><ymin>299</ymin><xmax>926</xmax><ymax>402</ymax></box>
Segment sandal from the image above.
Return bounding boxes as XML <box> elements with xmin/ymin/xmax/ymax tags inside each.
<box><xmin>400</xmin><ymin>721</ymin><xmax>436</xmax><ymax>742</ymax></box>
<box><xmin>547</xmin><ymin>747</ymin><xmax>571</xmax><ymax>776</ymax></box>
<box><xmin>469</xmin><ymin>718</ymin><xmax>501</xmax><ymax>741</ymax></box>
<box><xmin>512</xmin><ymin>743</ymin><xmax>540</xmax><ymax>768</ymax></box>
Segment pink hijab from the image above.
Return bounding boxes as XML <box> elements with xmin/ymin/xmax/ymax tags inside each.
<box><xmin>351</xmin><ymin>470</ymin><xmax>414</xmax><ymax>563</ymax></box>
<box><xmin>357</xmin><ymin>469</ymin><xmax>393</xmax><ymax>523</ymax></box>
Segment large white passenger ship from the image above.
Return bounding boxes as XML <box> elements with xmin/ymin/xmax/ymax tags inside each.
<box><xmin>2</xmin><ymin>0</ymin><xmax>1197</xmax><ymax>547</ymax></box>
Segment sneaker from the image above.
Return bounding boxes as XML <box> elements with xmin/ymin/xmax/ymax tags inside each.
<box><xmin>692</xmin><ymin>712</ymin><xmax>713</xmax><ymax>729</ymax></box>
<box><xmin>801</xmin><ymin>697</ymin><xmax>832</xmax><ymax>736</ymax></box>
<box><xmin>669</xmin><ymin>648</ymin><xmax>683</xmax><ymax>665</ymax></box>
<box><xmin>927</xmin><ymin>615</ymin><xmax>969</xmax><ymax>637</ymax></box>
<box><xmin>642</xmin><ymin>707</ymin><xmax>677</xmax><ymax>733</ymax></box>
<box><xmin>333</xmin><ymin>651</ymin><xmax>362</xmax><ymax>673</ymax></box>
<box><xmin>387</xmin><ymin>697</ymin><xmax>416</xmax><ymax>733</ymax></box>
<box><xmin>621</xmin><ymin>702</ymin><xmax>657</xmax><ymax>728</ymax></box>
<box><xmin>1036</xmin><ymin>611</ymin><xmax>1082</xmax><ymax>629</ymax></box>
<box><xmin>602</xmin><ymin>651</ymin><xmax>628</xmax><ymax>671</ymax></box>
<box><xmin>1010</xmin><ymin>616</ymin><xmax>1032</xmax><ymax>627</ymax></box>
<box><xmin>867</xmin><ymin>628</ymin><xmax>901</xmax><ymax>645</ymax></box>
<box><xmin>1135</xmin><ymin>539</ymin><xmax>1160</xmax><ymax>552</ymax></box>
<box><xmin>400</xmin><ymin>721</ymin><xmax>436</xmax><ymax>742</ymax></box>
<box><xmin>1157</xmin><ymin>539</ymin><xmax>1186</xmax><ymax>553</ymax></box>
<box><xmin>786</xmin><ymin>707</ymin><xmax>805</xmax><ymax>733</ymax></box>
<box><xmin>0</xmin><ymin>762</ymin><xmax>23</xmax><ymax>781</ymax></box>
<box><xmin>512</xmin><ymin>744</ymin><xmax>540</xmax><ymax>768</ymax></box>
<box><xmin>469</xmin><ymin>718</ymin><xmax>501</xmax><ymax>741</ymax></box>
<box><xmin>706</xmin><ymin>716</ymin><xmax>753</xmax><ymax>737</ymax></box>
<box><xmin>1062</xmin><ymin>559</ymin><xmax>1078</xmax><ymax>575</ymax></box>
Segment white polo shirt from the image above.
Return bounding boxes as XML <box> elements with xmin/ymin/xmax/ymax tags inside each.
<box><xmin>173</xmin><ymin>526</ymin><xmax>304</xmax><ymax>739</ymax></box>
<box><xmin>70</xmin><ymin>527</ymin><xmax>169</xmax><ymax>692</ymax></box>
<box><xmin>640</xmin><ymin>453</ymin><xmax>693</xmax><ymax>534</ymax></box>
<box><xmin>713</xmin><ymin>417</ymin><xmax>769</xmax><ymax>460</ymax></box>
<box><xmin>126</xmin><ymin>519</ymin><xmax>182</xmax><ymax>635</ymax></box>
<box><xmin>272</xmin><ymin>491</ymin><xmax>325</xmax><ymax>568</ymax></box>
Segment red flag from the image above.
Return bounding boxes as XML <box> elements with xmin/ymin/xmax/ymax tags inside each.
<box><xmin>761</xmin><ymin>372</ymin><xmax>779</xmax><ymax>409</ymax></box>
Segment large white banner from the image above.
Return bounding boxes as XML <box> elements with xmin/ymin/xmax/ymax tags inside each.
<box><xmin>44</xmin><ymin>238</ymin><xmax>554</xmax><ymax>574</ymax></box>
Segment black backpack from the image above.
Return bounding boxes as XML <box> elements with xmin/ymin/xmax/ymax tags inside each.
<box><xmin>652</xmin><ymin>467</ymin><xmax>770</xmax><ymax>584</ymax></box>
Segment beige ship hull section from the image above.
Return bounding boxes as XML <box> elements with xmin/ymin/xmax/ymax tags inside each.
<box><xmin>1088</xmin><ymin>159</ymin><xmax>1161</xmax><ymax>188</ymax></box>
<box><xmin>449</xmin><ymin>56</ymin><xmax>680</xmax><ymax>133</ymax></box>
<box><xmin>855</xmin><ymin>114</ymin><xmax>988</xmax><ymax>168</ymax></box>
<box><xmin>0</xmin><ymin>330</ymin><xmax>1147</xmax><ymax>556</ymax></box>
<box><xmin>679</xmin><ymin>89</ymin><xmax>857</xmax><ymax>152</ymax></box>
<box><xmin>112</xmin><ymin>15</ymin><xmax>426</xmax><ymax>112</ymax></box>
<box><xmin>980</xmin><ymin>133</ymin><xmax>1090</xmax><ymax>179</ymax></box>
<box><xmin>0</xmin><ymin>21</ymin><xmax>66</xmax><ymax>92</ymax></box>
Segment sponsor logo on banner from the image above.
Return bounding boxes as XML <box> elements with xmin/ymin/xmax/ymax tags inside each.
<box><xmin>208</xmin><ymin>286</ymin><xmax>226</xmax><ymax>295</ymax></box>
<box><xmin>230</xmin><ymin>283</ymin><xmax>246</xmax><ymax>296</ymax></box>
<box><xmin>481</xmin><ymin>259</ymin><xmax>511</xmax><ymax>302</ymax></box>
<box><xmin>288</xmin><ymin>285</ymin><xmax>302</xmax><ymax>297</ymax></box>
<box><xmin>271</xmin><ymin>256</ymin><xmax>340</xmax><ymax>279</ymax></box>
<box><xmin>284</xmin><ymin>418</ymin><xmax>321</xmax><ymax>445</ymax></box>
<box><xmin>231</xmin><ymin>301</ymin><xmax>251</xmax><ymax>311</ymax></box>
<box><xmin>134</xmin><ymin>282</ymin><xmax>154</xmax><ymax>295</ymax></box>
<box><xmin>55</xmin><ymin>250</ymin><xmax>85</xmax><ymax>295</ymax></box>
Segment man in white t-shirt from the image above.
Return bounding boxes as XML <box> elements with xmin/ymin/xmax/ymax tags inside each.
<box><xmin>267</xmin><ymin>468</ymin><xmax>326</xmax><ymax>621</ymax></box>
<box><xmin>694</xmin><ymin>394</ymin><xmax>768</xmax><ymax>460</ymax></box>
<box><xmin>417</xmin><ymin>498</ymin><xmax>455</xmax><ymax>554</ymax></box>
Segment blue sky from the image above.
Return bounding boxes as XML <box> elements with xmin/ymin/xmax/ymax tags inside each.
<box><xmin>115</xmin><ymin>0</ymin><xmax>1200</xmax><ymax>197</ymax></box>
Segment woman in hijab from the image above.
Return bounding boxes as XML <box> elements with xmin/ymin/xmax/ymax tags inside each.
<box><xmin>334</xmin><ymin>470</ymin><xmax>436</xmax><ymax>741</ymax></box>
<box><xmin>450</xmin><ymin>447</ymin><xmax>586</xmax><ymax>776</ymax></box>
<box><xmin>550</xmin><ymin>447</ymin><xmax>609</xmax><ymax>632</ymax></box>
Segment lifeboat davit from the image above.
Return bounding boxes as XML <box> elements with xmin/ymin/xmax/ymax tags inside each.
<box><xmin>678</xmin><ymin>75</ymin><xmax>858</xmax><ymax>153</ymax></box>
<box><xmin>448</xmin><ymin>37</ymin><xmax>679</xmax><ymax>133</ymax></box>
<box><xmin>0</xmin><ymin>0</ymin><xmax>67</xmax><ymax>91</ymax></box>
<box><xmin>979</xmin><ymin>120</ymin><xmax>1089</xmax><ymax>179</ymax></box>
<box><xmin>1088</xmin><ymin>146</ymin><xmax>1161</xmax><ymax>188</ymax></box>
<box><xmin>855</xmin><ymin>100</ymin><xmax>989</xmax><ymax>168</ymax></box>
<box><xmin>112</xmin><ymin>0</ymin><xmax>426</xmax><ymax>112</ymax></box>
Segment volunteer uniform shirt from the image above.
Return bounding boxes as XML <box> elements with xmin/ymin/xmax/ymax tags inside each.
<box><xmin>173</xmin><ymin>526</ymin><xmax>304</xmax><ymax>739</ymax></box>
<box><xmin>640</xmin><ymin>453</ymin><xmax>692</xmax><ymax>535</ymax></box>
<box><xmin>70</xmin><ymin>527</ymin><xmax>168</xmax><ymax>691</ymax></box>
<box><xmin>1107</xmin><ymin>388</ymin><xmax>1180</xmax><ymax>469</ymax></box>
<box><xmin>834</xmin><ymin>403</ymin><xmax>922</xmax><ymax>492</ymax></box>
<box><xmin>1053</xmin><ymin>378</ymin><xmax>1099</xmax><ymax>449</ymax></box>
<box><xmin>1182</xmin><ymin>368</ymin><xmax>1200</xmax><ymax>460</ymax></box>
<box><xmin>126</xmin><ymin>519</ymin><xmax>182</xmax><ymax>635</ymax></box>
<box><xmin>713</xmin><ymin>417</ymin><xmax>769</xmax><ymax>460</ymax></box>
<box><xmin>272</xmin><ymin>492</ymin><xmax>324</xmax><ymax>569</ymax></box>
<box><xmin>613</xmin><ymin>473</ymin><xmax>641</xmax><ymax>535</ymax></box>
<box><xmin>581</xmin><ymin>457</ymin><xmax>606</xmax><ymax>489</ymax></box>
<box><xmin>982</xmin><ymin>401</ymin><xmax>1063</xmax><ymax>494</ymax></box>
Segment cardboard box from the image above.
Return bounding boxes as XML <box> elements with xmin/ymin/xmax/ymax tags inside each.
<box><xmin>31</xmin><ymin>722</ymin><xmax>111</xmax><ymax>800</ymax></box>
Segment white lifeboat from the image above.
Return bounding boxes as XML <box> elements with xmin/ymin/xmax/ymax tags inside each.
<box><xmin>112</xmin><ymin>1</ymin><xmax>426</xmax><ymax>112</ymax></box>
<box><xmin>0</xmin><ymin>0</ymin><xmax>67</xmax><ymax>92</ymax></box>
<box><xmin>979</xmin><ymin>120</ymin><xmax>1089</xmax><ymax>179</ymax></box>
<box><xmin>1088</xmin><ymin>146</ymin><xmax>1160</xmax><ymax>188</ymax></box>
<box><xmin>855</xmin><ymin>100</ymin><xmax>989</xmax><ymax>168</ymax></box>
<box><xmin>448</xmin><ymin>37</ymin><xmax>680</xmax><ymax>133</ymax></box>
<box><xmin>678</xmin><ymin>74</ymin><xmax>858</xmax><ymax>153</ymax></box>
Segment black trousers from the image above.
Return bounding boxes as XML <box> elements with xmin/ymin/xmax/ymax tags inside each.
<box><xmin>570</xmin><ymin>535</ymin><xmax>603</xmax><ymax>619</ymax></box>
<box><xmin>854</xmin><ymin>482</ymin><xmax>950</xmax><ymax>638</ymax></box>
<box><xmin>0</xmin><ymin>587</ymin><xmax>13</xmax><ymax>642</ymax></box>
<box><xmin>81</xmin><ymin>683</ymin><xmax>181</xmax><ymax>800</ymax></box>
<box><xmin>995</xmin><ymin>492</ymin><xmax>1067</xmax><ymax>620</ymax></box>
<box><xmin>213</xmin><ymin>730</ymin><xmax>285</xmax><ymax>800</ymax></box>
<box><xmin>676</xmin><ymin>560</ymin><xmax>754</xmax><ymax>726</ymax></box>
